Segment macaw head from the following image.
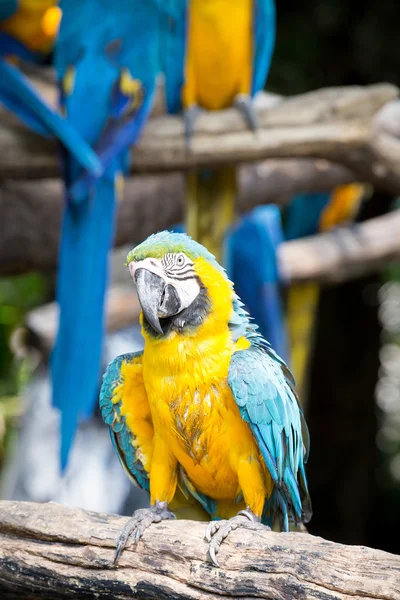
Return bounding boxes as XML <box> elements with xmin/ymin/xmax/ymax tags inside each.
<box><xmin>126</xmin><ymin>231</ymin><xmax>233</xmax><ymax>339</ymax></box>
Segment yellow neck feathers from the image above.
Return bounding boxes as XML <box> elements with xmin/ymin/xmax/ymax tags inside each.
<box><xmin>141</xmin><ymin>259</ymin><xmax>234</xmax><ymax>387</ymax></box>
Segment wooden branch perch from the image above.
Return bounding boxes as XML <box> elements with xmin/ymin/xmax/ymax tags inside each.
<box><xmin>0</xmin><ymin>501</ymin><xmax>399</xmax><ymax>600</ymax></box>
<box><xmin>1</xmin><ymin>82</ymin><xmax>399</xmax><ymax>280</ymax></box>
<box><xmin>0</xmin><ymin>159</ymin><xmax>356</xmax><ymax>277</ymax></box>
<box><xmin>1</xmin><ymin>83</ymin><xmax>400</xmax><ymax>193</ymax></box>
<box><xmin>279</xmin><ymin>208</ymin><xmax>400</xmax><ymax>283</ymax></box>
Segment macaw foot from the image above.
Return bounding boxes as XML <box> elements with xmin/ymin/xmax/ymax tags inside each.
<box><xmin>184</xmin><ymin>104</ymin><xmax>201</xmax><ymax>149</ymax></box>
<box><xmin>205</xmin><ymin>508</ymin><xmax>269</xmax><ymax>567</ymax></box>
<box><xmin>113</xmin><ymin>501</ymin><xmax>176</xmax><ymax>566</ymax></box>
<box><xmin>234</xmin><ymin>93</ymin><xmax>258</xmax><ymax>132</ymax></box>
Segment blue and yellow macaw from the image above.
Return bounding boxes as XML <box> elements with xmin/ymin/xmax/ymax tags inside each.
<box><xmin>161</xmin><ymin>1</ymin><xmax>286</xmax><ymax>380</ymax></box>
<box><xmin>0</xmin><ymin>0</ymin><xmax>61</xmax><ymax>60</ymax></box>
<box><xmin>285</xmin><ymin>184</ymin><xmax>368</xmax><ymax>397</ymax></box>
<box><xmin>0</xmin><ymin>2</ymin><xmax>100</xmax><ymax>172</ymax></box>
<box><xmin>161</xmin><ymin>0</ymin><xmax>276</xmax><ymax>263</ymax></box>
<box><xmin>100</xmin><ymin>231</ymin><xmax>311</xmax><ymax>566</ymax></box>
<box><xmin>51</xmin><ymin>0</ymin><xmax>160</xmax><ymax>469</ymax></box>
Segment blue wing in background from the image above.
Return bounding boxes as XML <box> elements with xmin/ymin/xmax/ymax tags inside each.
<box><xmin>252</xmin><ymin>0</ymin><xmax>276</xmax><ymax>95</ymax></box>
<box><xmin>52</xmin><ymin>0</ymin><xmax>160</xmax><ymax>469</ymax></box>
<box><xmin>159</xmin><ymin>0</ymin><xmax>187</xmax><ymax>115</ymax></box>
<box><xmin>225</xmin><ymin>205</ymin><xmax>289</xmax><ymax>362</ymax></box>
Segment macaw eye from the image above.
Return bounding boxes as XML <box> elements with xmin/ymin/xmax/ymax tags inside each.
<box><xmin>176</xmin><ymin>254</ymin><xmax>185</xmax><ymax>266</ymax></box>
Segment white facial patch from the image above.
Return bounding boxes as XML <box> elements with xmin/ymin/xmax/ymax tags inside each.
<box><xmin>176</xmin><ymin>276</ymin><xmax>201</xmax><ymax>310</ymax></box>
<box><xmin>129</xmin><ymin>255</ymin><xmax>200</xmax><ymax>312</ymax></box>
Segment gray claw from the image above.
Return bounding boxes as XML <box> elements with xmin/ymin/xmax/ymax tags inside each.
<box><xmin>234</xmin><ymin>93</ymin><xmax>258</xmax><ymax>132</ymax></box>
<box><xmin>113</xmin><ymin>501</ymin><xmax>175</xmax><ymax>566</ymax></box>
<box><xmin>205</xmin><ymin>520</ymin><xmax>220</xmax><ymax>543</ymax></box>
<box><xmin>205</xmin><ymin>509</ymin><xmax>268</xmax><ymax>568</ymax></box>
<box><xmin>184</xmin><ymin>104</ymin><xmax>201</xmax><ymax>150</ymax></box>
<box><xmin>209</xmin><ymin>542</ymin><xmax>221</xmax><ymax>568</ymax></box>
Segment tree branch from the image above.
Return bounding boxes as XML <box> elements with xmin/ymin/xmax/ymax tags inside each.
<box><xmin>1</xmin><ymin>82</ymin><xmax>399</xmax><ymax>281</ymax></box>
<box><xmin>278</xmin><ymin>208</ymin><xmax>400</xmax><ymax>283</ymax></box>
<box><xmin>1</xmin><ymin>84</ymin><xmax>400</xmax><ymax>192</ymax></box>
<box><xmin>0</xmin><ymin>159</ymin><xmax>356</xmax><ymax>277</ymax></box>
<box><xmin>0</xmin><ymin>501</ymin><xmax>398</xmax><ymax>600</ymax></box>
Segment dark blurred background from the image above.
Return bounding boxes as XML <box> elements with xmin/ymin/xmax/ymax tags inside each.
<box><xmin>0</xmin><ymin>0</ymin><xmax>399</xmax><ymax>555</ymax></box>
<box><xmin>270</xmin><ymin>0</ymin><xmax>399</xmax><ymax>94</ymax></box>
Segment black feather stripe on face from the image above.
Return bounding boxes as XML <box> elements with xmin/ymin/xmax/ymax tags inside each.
<box><xmin>161</xmin><ymin>252</ymin><xmax>195</xmax><ymax>278</ymax></box>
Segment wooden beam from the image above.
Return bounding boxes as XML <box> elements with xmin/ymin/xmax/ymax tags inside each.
<box><xmin>0</xmin><ymin>159</ymin><xmax>355</xmax><ymax>277</ymax></box>
<box><xmin>0</xmin><ymin>501</ymin><xmax>399</xmax><ymax>600</ymax></box>
<box><xmin>278</xmin><ymin>208</ymin><xmax>400</xmax><ymax>283</ymax></box>
<box><xmin>1</xmin><ymin>84</ymin><xmax>400</xmax><ymax>193</ymax></box>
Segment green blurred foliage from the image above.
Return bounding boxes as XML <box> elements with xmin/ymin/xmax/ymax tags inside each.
<box><xmin>0</xmin><ymin>272</ymin><xmax>50</xmax><ymax>462</ymax></box>
<box><xmin>0</xmin><ymin>273</ymin><xmax>48</xmax><ymax>392</ymax></box>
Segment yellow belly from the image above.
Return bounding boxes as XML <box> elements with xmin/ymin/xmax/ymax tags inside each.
<box><xmin>145</xmin><ymin>374</ymin><xmax>268</xmax><ymax>507</ymax></box>
<box><xmin>183</xmin><ymin>0</ymin><xmax>253</xmax><ymax>109</ymax></box>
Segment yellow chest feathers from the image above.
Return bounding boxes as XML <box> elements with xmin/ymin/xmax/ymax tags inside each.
<box><xmin>184</xmin><ymin>0</ymin><xmax>253</xmax><ymax>109</ymax></box>
<box><xmin>142</xmin><ymin>332</ymin><xmax>255</xmax><ymax>500</ymax></box>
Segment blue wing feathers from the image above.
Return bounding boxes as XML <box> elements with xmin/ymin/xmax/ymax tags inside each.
<box><xmin>0</xmin><ymin>60</ymin><xmax>103</xmax><ymax>174</ymax></box>
<box><xmin>252</xmin><ymin>0</ymin><xmax>276</xmax><ymax>95</ymax></box>
<box><xmin>160</xmin><ymin>0</ymin><xmax>187</xmax><ymax>115</ymax></box>
<box><xmin>99</xmin><ymin>352</ymin><xmax>150</xmax><ymax>492</ymax></box>
<box><xmin>228</xmin><ymin>307</ymin><xmax>311</xmax><ymax>527</ymax></box>
<box><xmin>52</xmin><ymin>0</ymin><xmax>160</xmax><ymax>468</ymax></box>
<box><xmin>226</xmin><ymin>206</ymin><xmax>290</xmax><ymax>363</ymax></box>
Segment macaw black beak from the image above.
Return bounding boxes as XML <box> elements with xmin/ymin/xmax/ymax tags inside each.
<box><xmin>135</xmin><ymin>268</ymin><xmax>181</xmax><ymax>336</ymax></box>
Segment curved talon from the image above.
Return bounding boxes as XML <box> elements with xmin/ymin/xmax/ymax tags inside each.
<box><xmin>205</xmin><ymin>509</ymin><xmax>269</xmax><ymax>568</ymax></box>
<box><xmin>113</xmin><ymin>502</ymin><xmax>175</xmax><ymax>566</ymax></box>
<box><xmin>205</xmin><ymin>520</ymin><xmax>220</xmax><ymax>543</ymax></box>
<box><xmin>234</xmin><ymin>93</ymin><xmax>258</xmax><ymax>132</ymax></box>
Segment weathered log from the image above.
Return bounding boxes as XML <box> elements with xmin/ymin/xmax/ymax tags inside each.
<box><xmin>0</xmin><ymin>159</ymin><xmax>355</xmax><ymax>276</ymax></box>
<box><xmin>1</xmin><ymin>84</ymin><xmax>400</xmax><ymax>193</ymax></box>
<box><xmin>0</xmin><ymin>500</ymin><xmax>398</xmax><ymax>600</ymax></box>
<box><xmin>279</xmin><ymin>208</ymin><xmax>400</xmax><ymax>283</ymax></box>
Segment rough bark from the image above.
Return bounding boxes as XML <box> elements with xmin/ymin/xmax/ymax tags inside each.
<box><xmin>0</xmin><ymin>500</ymin><xmax>399</xmax><ymax>600</ymax></box>
<box><xmin>1</xmin><ymin>84</ymin><xmax>400</xmax><ymax>193</ymax></box>
<box><xmin>1</xmin><ymin>83</ymin><xmax>400</xmax><ymax>279</ymax></box>
<box><xmin>0</xmin><ymin>159</ymin><xmax>355</xmax><ymax>276</ymax></box>
<box><xmin>278</xmin><ymin>208</ymin><xmax>400</xmax><ymax>283</ymax></box>
<box><xmin>1</xmin><ymin>169</ymin><xmax>399</xmax><ymax>279</ymax></box>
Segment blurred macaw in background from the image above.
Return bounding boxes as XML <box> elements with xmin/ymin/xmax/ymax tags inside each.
<box><xmin>161</xmin><ymin>0</ymin><xmax>276</xmax><ymax>263</ymax></box>
<box><xmin>161</xmin><ymin>1</ymin><xmax>287</xmax><ymax>365</ymax></box>
<box><xmin>100</xmin><ymin>232</ymin><xmax>311</xmax><ymax>565</ymax></box>
<box><xmin>284</xmin><ymin>184</ymin><xmax>368</xmax><ymax>397</ymax></box>
<box><xmin>0</xmin><ymin>1</ymin><xmax>101</xmax><ymax>179</ymax></box>
<box><xmin>0</xmin><ymin>0</ymin><xmax>61</xmax><ymax>61</ymax></box>
<box><xmin>51</xmin><ymin>0</ymin><xmax>160</xmax><ymax>469</ymax></box>
<box><xmin>226</xmin><ymin>205</ymin><xmax>289</xmax><ymax>362</ymax></box>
